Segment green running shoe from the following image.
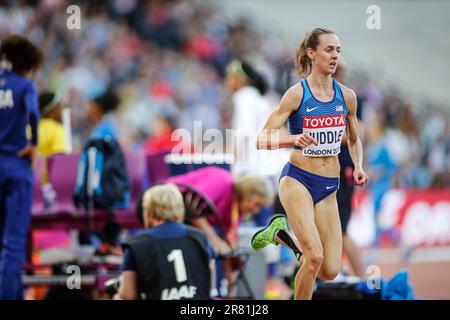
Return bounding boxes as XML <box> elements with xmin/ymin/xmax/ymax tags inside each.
<box><xmin>251</xmin><ymin>214</ymin><xmax>288</xmax><ymax>250</ymax></box>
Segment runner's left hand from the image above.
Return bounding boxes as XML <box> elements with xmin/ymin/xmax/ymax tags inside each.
<box><xmin>353</xmin><ymin>168</ymin><xmax>369</xmax><ymax>187</ymax></box>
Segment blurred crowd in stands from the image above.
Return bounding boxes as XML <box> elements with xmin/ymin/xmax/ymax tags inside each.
<box><xmin>1</xmin><ymin>0</ymin><xmax>449</xmax><ymax>189</ymax></box>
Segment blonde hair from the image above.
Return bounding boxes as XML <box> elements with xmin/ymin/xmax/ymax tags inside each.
<box><xmin>142</xmin><ymin>184</ymin><xmax>185</xmax><ymax>222</ymax></box>
<box><xmin>234</xmin><ymin>174</ymin><xmax>274</xmax><ymax>206</ymax></box>
<box><xmin>295</xmin><ymin>27</ymin><xmax>335</xmax><ymax>77</ymax></box>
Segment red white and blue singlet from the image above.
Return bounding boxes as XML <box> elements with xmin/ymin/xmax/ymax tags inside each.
<box><xmin>289</xmin><ymin>78</ymin><xmax>348</xmax><ymax>157</ymax></box>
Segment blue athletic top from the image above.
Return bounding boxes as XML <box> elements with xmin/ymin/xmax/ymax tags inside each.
<box><xmin>288</xmin><ymin>78</ymin><xmax>348</xmax><ymax>157</ymax></box>
<box><xmin>0</xmin><ymin>68</ymin><xmax>39</xmax><ymax>156</ymax></box>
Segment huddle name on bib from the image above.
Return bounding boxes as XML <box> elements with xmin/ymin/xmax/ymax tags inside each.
<box><xmin>302</xmin><ymin>114</ymin><xmax>346</xmax><ymax>157</ymax></box>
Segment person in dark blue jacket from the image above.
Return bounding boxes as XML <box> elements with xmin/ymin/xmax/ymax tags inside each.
<box><xmin>0</xmin><ymin>34</ymin><xmax>43</xmax><ymax>299</ymax></box>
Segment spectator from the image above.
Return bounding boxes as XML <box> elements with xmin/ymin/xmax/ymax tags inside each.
<box><xmin>142</xmin><ymin>113</ymin><xmax>178</xmax><ymax>154</ymax></box>
<box><xmin>367</xmin><ymin>114</ymin><xmax>397</xmax><ymax>246</ymax></box>
<box><xmin>37</xmin><ymin>91</ymin><xmax>67</xmax><ymax>183</ymax></box>
<box><xmin>87</xmin><ymin>89</ymin><xmax>120</xmax><ymax>139</ymax></box>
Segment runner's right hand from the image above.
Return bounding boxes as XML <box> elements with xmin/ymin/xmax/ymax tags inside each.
<box><xmin>294</xmin><ymin>133</ymin><xmax>318</xmax><ymax>148</ymax></box>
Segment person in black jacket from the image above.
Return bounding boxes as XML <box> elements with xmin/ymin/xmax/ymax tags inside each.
<box><xmin>117</xmin><ymin>184</ymin><xmax>214</xmax><ymax>300</ymax></box>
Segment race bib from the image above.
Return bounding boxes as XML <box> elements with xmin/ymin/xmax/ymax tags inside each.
<box><xmin>302</xmin><ymin>114</ymin><xmax>346</xmax><ymax>157</ymax></box>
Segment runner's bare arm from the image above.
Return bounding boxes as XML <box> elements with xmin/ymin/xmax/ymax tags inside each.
<box><xmin>342</xmin><ymin>86</ymin><xmax>368</xmax><ymax>186</ymax></box>
<box><xmin>257</xmin><ymin>84</ymin><xmax>317</xmax><ymax>150</ymax></box>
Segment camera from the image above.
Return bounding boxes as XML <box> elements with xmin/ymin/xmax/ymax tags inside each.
<box><xmin>104</xmin><ymin>277</ymin><xmax>120</xmax><ymax>297</ymax></box>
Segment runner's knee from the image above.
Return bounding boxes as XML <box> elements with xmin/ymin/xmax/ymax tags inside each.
<box><xmin>318</xmin><ymin>263</ymin><xmax>340</xmax><ymax>281</ymax></box>
<box><xmin>302</xmin><ymin>253</ymin><xmax>323</xmax><ymax>274</ymax></box>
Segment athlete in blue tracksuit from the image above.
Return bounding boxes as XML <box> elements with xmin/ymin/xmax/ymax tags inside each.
<box><xmin>0</xmin><ymin>35</ymin><xmax>43</xmax><ymax>299</ymax></box>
